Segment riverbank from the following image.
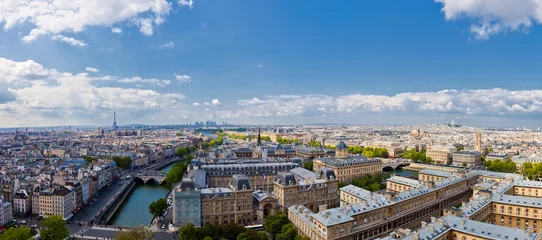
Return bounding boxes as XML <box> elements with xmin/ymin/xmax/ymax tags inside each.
<box><xmin>106</xmin><ymin>160</ymin><xmax>181</xmax><ymax>227</ymax></box>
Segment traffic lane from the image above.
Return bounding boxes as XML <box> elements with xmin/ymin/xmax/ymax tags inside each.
<box><xmin>82</xmin><ymin>228</ymin><xmax>176</xmax><ymax>240</ymax></box>
<box><xmin>73</xmin><ymin>179</ymin><xmax>127</xmax><ymax>222</ymax></box>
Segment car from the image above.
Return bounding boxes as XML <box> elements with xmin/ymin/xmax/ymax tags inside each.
<box><xmin>30</xmin><ymin>224</ymin><xmax>38</xmax><ymax>228</ymax></box>
<box><xmin>20</xmin><ymin>220</ymin><xmax>27</xmax><ymax>224</ymax></box>
<box><xmin>161</xmin><ymin>224</ymin><xmax>166</xmax><ymax>229</ymax></box>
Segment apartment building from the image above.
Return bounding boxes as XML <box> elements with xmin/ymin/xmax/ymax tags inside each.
<box><xmin>39</xmin><ymin>186</ymin><xmax>74</xmax><ymax>219</ymax></box>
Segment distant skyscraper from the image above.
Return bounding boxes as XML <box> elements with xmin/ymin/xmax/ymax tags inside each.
<box><xmin>112</xmin><ymin>112</ymin><xmax>118</xmax><ymax>130</ymax></box>
<box><xmin>475</xmin><ymin>130</ymin><xmax>482</xmax><ymax>153</ymax></box>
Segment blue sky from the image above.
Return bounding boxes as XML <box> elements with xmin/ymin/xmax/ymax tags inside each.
<box><xmin>2</xmin><ymin>0</ymin><xmax>542</xmax><ymax>127</ymax></box>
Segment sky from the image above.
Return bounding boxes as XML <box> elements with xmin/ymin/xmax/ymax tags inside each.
<box><xmin>2</xmin><ymin>0</ymin><xmax>542</xmax><ymax>128</ymax></box>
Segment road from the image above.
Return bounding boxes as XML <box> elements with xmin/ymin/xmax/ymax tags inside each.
<box><xmin>77</xmin><ymin>227</ymin><xmax>178</xmax><ymax>240</ymax></box>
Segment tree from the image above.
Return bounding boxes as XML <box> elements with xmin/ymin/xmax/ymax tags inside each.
<box><xmin>40</xmin><ymin>215</ymin><xmax>69</xmax><ymax>240</ymax></box>
<box><xmin>303</xmin><ymin>162</ymin><xmax>313</xmax><ymax>171</ymax></box>
<box><xmin>165</xmin><ymin>162</ymin><xmax>188</xmax><ymax>188</ymax></box>
<box><xmin>176</xmin><ymin>147</ymin><xmax>189</xmax><ymax>158</ymax></box>
<box><xmin>223</xmin><ymin>223</ymin><xmax>246</xmax><ymax>240</ymax></box>
<box><xmin>148</xmin><ymin>198</ymin><xmax>167</xmax><ymax>217</ymax></box>
<box><xmin>456</xmin><ymin>145</ymin><xmax>464</xmax><ymax>151</ymax></box>
<box><xmin>294</xmin><ymin>236</ymin><xmax>311</xmax><ymax>240</ymax></box>
<box><xmin>112</xmin><ymin>156</ymin><xmax>132</xmax><ymax>169</ymax></box>
<box><xmin>83</xmin><ymin>156</ymin><xmax>94</xmax><ymax>164</ymax></box>
<box><xmin>114</xmin><ymin>227</ymin><xmax>155</xmax><ymax>240</ymax></box>
<box><xmin>0</xmin><ymin>226</ymin><xmax>33</xmax><ymax>240</ymax></box>
<box><xmin>180</xmin><ymin>223</ymin><xmax>200</xmax><ymax>240</ymax></box>
<box><xmin>462</xmin><ymin>162</ymin><xmax>468</xmax><ymax>167</ymax></box>
<box><xmin>338</xmin><ymin>182</ymin><xmax>346</xmax><ymax>188</ymax></box>
<box><xmin>264</xmin><ymin>212</ymin><xmax>289</xmax><ymax>238</ymax></box>
<box><xmin>276</xmin><ymin>224</ymin><xmax>298</xmax><ymax>240</ymax></box>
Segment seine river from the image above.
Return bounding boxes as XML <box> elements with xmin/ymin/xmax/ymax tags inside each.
<box><xmin>107</xmin><ymin>163</ymin><xmax>175</xmax><ymax>227</ymax></box>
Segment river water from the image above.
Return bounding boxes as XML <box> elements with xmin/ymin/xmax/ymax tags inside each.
<box><xmin>107</xmin><ymin>163</ymin><xmax>175</xmax><ymax>227</ymax></box>
<box><xmin>389</xmin><ymin>168</ymin><xmax>419</xmax><ymax>179</ymax></box>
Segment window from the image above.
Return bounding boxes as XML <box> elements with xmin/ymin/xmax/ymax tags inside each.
<box><xmin>509</xmin><ymin>207</ymin><xmax>513</xmax><ymax>214</ymax></box>
<box><xmin>501</xmin><ymin>206</ymin><xmax>504</xmax><ymax>213</ymax></box>
<box><xmin>526</xmin><ymin>209</ymin><xmax>529</xmax><ymax>217</ymax></box>
<box><xmin>517</xmin><ymin>208</ymin><xmax>521</xmax><ymax>216</ymax></box>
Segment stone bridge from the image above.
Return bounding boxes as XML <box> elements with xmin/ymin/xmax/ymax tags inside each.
<box><xmin>382</xmin><ymin>159</ymin><xmax>410</xmax><ymax>171</ymax></box>
<box><xmin>134</xmin><ymin>171</ymin><xmax>167</xmax><ymax>184</ymax></box>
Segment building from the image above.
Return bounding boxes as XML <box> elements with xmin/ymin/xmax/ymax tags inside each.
<box><xmin>475</xmin><ymin>130</ymin><xmax>483</xmax><ymax>154</ymax></box>
<box><xmin>173</xmin><ymin>174</ymin><xmax>256</xmax><ymax>227</ymax></box>
<box><xmin>386</xmin><ymin>176</ymin><xmax>421</xmax><ymax>193</ymax></box>
<box><xmin>312</xmin><ymin>141</ymin><xmax>382</xmax><ymax>184</ymax></box>
<box><xmin>13</xmin><ymin>190</ymin><xmax>30</xmax><ymax>216</ymax></box>
<box><xmin>378</xmin><ymin>215</ymin><xmax>539</xmax><ymax>240</ymax></box>
<box><xmin>452</xmin><ymin>151</ymin><xmax>482</xmax><ymax>167</ymax></box>
<box><xmin>273</xmin><ymin>168</ymin><xmax>339</xmax><ymax>213</ymax></box>
<box><xmin>195</xmin><ymin>161</ymin><xmax>300</xmax><ymax>192</ymax></box>
<box><xmin>39</xmin><ymin>186</ymin><xmax>75</xmax><ymax>219</ymax></box>
<box><xmin>287</xmin><ymin>172</ymin><xmax>476</xmax><ymax>240</ymax></box>
<box><xmin>173</xmin><ymin>178</ymin><xmax>202</xmax><ymax>227</ymax></box>
<box><xmin>418</xmin><ymin>169</ymin><xmax>454</xmax><ymax>182</ymax></box>
<box><xmin>486</xmin><ymin>152</ymin><xmax>508</xmax><ymax>161</ymax></box>
<box><xmin>339</xmin><ymin>185</ymin><xmax>389</xmax><ymax>207</ymax></box>
<box><xmin>426</xmin><ymin>145</ymin><xmax>457</xmax><ymax>165</ymax></box>
<box><xmin>368</xmin><ymin>141</ymin><xmax>405</xmax><ymax>158</ymax></box>
<box><xmin>0</xmin><ymin>198</ymin><xmax>12</xmax><ymax>227</ymax></box>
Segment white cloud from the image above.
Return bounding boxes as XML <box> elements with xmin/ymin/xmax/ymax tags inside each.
<box><xmin>85</xmin><ymin>67</ymin><xmax>99</xmax><ymax>73</ymax></box>
<box><xmin>159</xmin><ymin>41</ymin><xmax>175</xmax><ymax>49</ymax></box>
<box><xmin>203</xmin><ymin>102</ymin><xmax>211</xmax><ymax>106</ymax></box>
<box><xmin>112</xmin><ymin>28</ymin><xmax>122</xmax><ymax>34</ymax></box>
<box><xmin>118</xmin><ymin>76</ymin><xmax>171</xmax><ymax>87</ymax></box>
<box><xmin>0</xmin><ymin>57</ymin><xmax>187</xmax><ymax>126</ymax></box>
<box><xmin>435</xmin><ymin>0</ymin><xmax>542</xmax><ymax>39</ymax></box>
<box><xmin>174</xmin><ymin>74</ymin><xmax>192</xmax><ymax>83</ymax></box>
<box><xmin>212</xmin><ymin>99</ymin><xmax>221</xmax><ymax>106</ymax></box>
<box><xmin>0</xmin><ymin>0</ymin><xmax>174</xmax><ymax>43</ymax></box>
<box><xmin>179</xmin><ymin>0</ymin><xmax>194</xmax><ymax>9</ymax></box>
<box><xmin>192</xmin><ymin>102</ymin><xmax>201</xmax><ymax>106</ymax></box>
<box><xmin>51</xmin><ymin>35</ymin><xmax>88</xmax><ymax>47</ymax></box>
<box><xmin>236</xmin><ymin>89</ymin><xmax>542</xmax><ymax>119</ymax></box>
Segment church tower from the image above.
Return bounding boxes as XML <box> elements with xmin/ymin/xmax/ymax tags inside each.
<box><xmin>336</xmin><ymin>141</ymin><xmax>348</xmax><ymax>158</ymax></box>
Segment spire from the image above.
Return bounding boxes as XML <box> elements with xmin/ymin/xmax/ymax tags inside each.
<box><xmin>257</xmin><ymin>127</ymin><xmax>262</xmax><ymax>147</ymax></box>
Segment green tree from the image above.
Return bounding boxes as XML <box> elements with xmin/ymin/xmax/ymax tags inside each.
<box><xmin>456</xmin><ymin>145</ymin><xmax>464</xmax><ymax>151</ymax></box>
<box><xmin>462</xmin><ymin>162</ymin><xmax>468</xmax><ymax>167</ymax></box>
<box><xmin>223</xmin><ymin>223</ymin><xmax>246</xmax><ymax>240</ymax></box>
<box><xmin>83</xmin><ymin>156</ymin><xmax>94</xmax><ymax>164</ymax></box>
<box><xmin>276</xmin><ymin>224</ymin><xmax>298</xmax><ymax>240</ymax></box>
<box><xmin>338</xmin><ymin>182</ymin><xmax>346</xmax><ymax>188</ymax></box>
<box><xmin>40</xmin><ymin>215</ymin><xmax>69</xmax><ymax>240</ymax></box>
<box><xmin>294</xmin><ymin>236</ymin><xmax>311</xmax><ymax>240</ymax></box>
<box><xmin>148</xmin><ymin>198</ymin><xmax>167</xmax><ymax>217</ymax></box>
<box><xmin>0</xmin><ymin>226</ymin><xmax>33</xmax><ymax>240</ymax></box>
<box><xmin>303</xmin><ymin>162</ymin><xmax>313</xmax><ymax>171</ymax></box>
<box><xmin>179</xmin><ymin>223</ymin><xmax>201</xmax><ymax>240</ymax></box>
<box><xmin>112</xmin><ymin>156</ymin><xmax>132</xmax><ymax>169</ymax></box>
<box><xmin>264</xmin><ymin>212</ymin><xmax>289</xmax><ymax>238</ymax></box>
<box><xmin>114</xmin><ymin>227</ymin><xmax>155</xmax><ymax>240</ymax></box>
<box><xmin>309</xmin><ymin>140</ymin><xmax>321</xmax><ymax>148</ymax></box>
<box><xmin>176</xmin><ymin>147</ymin><xmax>189</xmax><ymax>158</ymax></box>
<box><xmin>165</xmin><ymin>162</ymin><xmax>188</xmax><ymax>188</ymax></box>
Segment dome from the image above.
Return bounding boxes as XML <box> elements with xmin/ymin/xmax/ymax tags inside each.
<box><xmin>336</xmin><ymin>141</ymin><xmax>347</xmax><ymax>150</ymax></box>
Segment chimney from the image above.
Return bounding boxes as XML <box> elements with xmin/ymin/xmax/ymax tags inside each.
<box><xmin>413</xmin><ymin>232</ymin><xmax>419</xmax><ymax>240</ymax></box>
<box><xmin>421</xmin><ymin>221</ymin><xmax>427</xmax><ymax>228</ymax></box>
<box><xmin>430</xmin><ymin>217</ymin><xmax>436</xmax><ymax>223</ymax></box>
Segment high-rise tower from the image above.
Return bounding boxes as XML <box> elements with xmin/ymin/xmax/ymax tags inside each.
<box><xmin>257</xmin><ymin>127</ymin><xmax>262</xmax><ymax>147</ymax></box>
<box><xmin>112</xmin><ymin>112</ymin><xmax>118</xmax><ymax>130</ymax></box>
<box><xmin>475</xmin><ymin>130</ymin><xmax>482</xmax><ymax>153</ymax></box>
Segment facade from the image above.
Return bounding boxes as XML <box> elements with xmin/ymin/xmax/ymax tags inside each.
<box><xmin>340</xmin><ymin>185</ymin><xmax>389</xmax><ymax>207</ymax></box>
<box><xmin>452</xmin><ymin>151</ymin><xmax>482</xmax><ymax>167</ymax></box>
<box><xmin>312</xmin><ymin>141</ymin><xmax>382</xmax><ymax>184</ymax></box>
<box><xmin>294</xmin><ymin>146</ymin><xmax>326</xmax><ymax>159</ymax></box>
<box><xmin>196</xmin><ymin>161</ymin><xmax>300</xmax><ymax>192</ymax></box>
<box><xmin>386</xmin><ymin>176</ymin><xmax>421</xmax><ymax>193</ymax></box>
<box><xmin>32</xmin><ymin>187</ymin><xmax>40</xmax><ymax>216</ymax></box>
<box><xmin>273</xmin><ymin>168</ymin><xmax>339</xmax><ymax>213</ymax></box>
<box><xmin>173</xmin><ymin>178</ymin><xmax>202</xmax><ymax>227</ymax></box>
<box><xmin>13</xmin><ymin>190</ymin><xmax>30</xmax><ymax>216</ymax></box>
<box><xmin>39</xmin><ymin>186</ymin><xmax>74</xmax><ymax>219</ymax></box>
<box><xmin>0</xmin><ymin>199</ymin><xmax>13</xmax><ymax>226</ymax></box>
<box><xmin>419</xmin><ymin>169</ymin><xmax>454</xmax><ymax>182</ymax></box>
<box><xmin>486</xmin><ymin>152</ymin><xmax>508</xmax><ymax>161</ymax></box>
<box><xmin>426</xmin><ymin>145</ymin><xmax>456</xmax><ymax>164</ymax></box>
<box><xmin>173</xmin><ymin>174</ymin><xmax>256</xmax><ymax>227</ymax></box>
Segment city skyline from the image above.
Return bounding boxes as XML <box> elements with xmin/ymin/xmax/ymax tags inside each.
<box><xmin>3</xmin><ymin>1</ymin><xmax>542</xmax><ymax>127</ymax></box>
